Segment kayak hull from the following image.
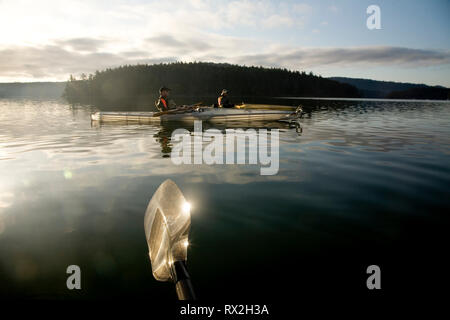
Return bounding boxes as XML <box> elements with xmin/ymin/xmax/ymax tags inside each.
<box><xmin>235</xmin><ymin>104</ymin><xmax>297</xmax><ymax>111</ymax></box>
<box><xmin>91</xmin><ymin>108</ymin><xmax>295</xmax><ymax>123</ymax></box>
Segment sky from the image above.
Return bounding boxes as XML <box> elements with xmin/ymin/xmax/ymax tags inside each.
<box><xmin>0</xmin><ymin>0</ymin><xmax>449</xmax><ymax>86</ymax></box>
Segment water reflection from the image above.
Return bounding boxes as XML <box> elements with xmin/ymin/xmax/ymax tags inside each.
<box><xmin>0</xmin><ymin>98</ymin><xmax>449</xmax><ymax>299</ymax></box>
<box><xmin>93</xmin><ymin>120</ymin><xmax>301</xmax><ymax>157</ymax></box>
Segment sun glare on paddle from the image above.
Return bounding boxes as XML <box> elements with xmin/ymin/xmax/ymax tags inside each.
<box><xmin>182</xmin><ymin>202</ymin><xmax>191</xmax><ymax>214</ymax></box>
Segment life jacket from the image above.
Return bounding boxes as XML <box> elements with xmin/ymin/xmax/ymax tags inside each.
<box><xmin>218</xmin><ymin>96</ymin><xmax>223</xmax><ymax>106</ymax></box>
<box><xmin>160</xmin><ymin>97</ymin><xmax>168</xmax><ymax>109</ymax></box>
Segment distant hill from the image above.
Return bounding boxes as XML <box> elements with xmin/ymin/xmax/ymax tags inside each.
<box><xmin>329</xmin><ymin>77</ymin><xmax>448</xmax><ymax>100</ymax></box>
<box><xmin>387</xmin><ymin>86</ymin><xmax>450</xmax><ymax>100</ymax></box>
<box><xmin>63</xmin><ymin>62</ymin><xmax>360</xmax><ymax>106</ymax></box>
<box><xmin>0</xmin><ymin>82</ymin><xmax>65</xmax><ymax>99</ymax></box>
<box><xmin>3</xmin><ymin>73</ymin><xmax>446</xmax><ymax>102</ymax></box>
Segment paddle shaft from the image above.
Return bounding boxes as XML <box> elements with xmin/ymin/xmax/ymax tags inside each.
<box><xmin>153</xmin><ymin>102</ymin><xmax>202</xmax><ymax>117</ymax></box>
<box><xmin>173</xmin><ymin>260</ymin><xmax>196</xmax><ymax>300</ymax></box>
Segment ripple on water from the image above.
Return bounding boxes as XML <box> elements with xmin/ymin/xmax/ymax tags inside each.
<box><xmin>1</xmin><ymin>98</ymin><xmax>450</xmax><ymax>298</ymax></box>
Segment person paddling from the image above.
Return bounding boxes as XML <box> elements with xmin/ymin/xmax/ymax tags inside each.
<box><xmin>156</xmin><ymin>86</ymin><xmax>177</xmax><ymax>112</ymax></box>
<box><xmin>217</xmin><ymin>89</ymin><xmax>234</xmax><ymax>108</ymax></box>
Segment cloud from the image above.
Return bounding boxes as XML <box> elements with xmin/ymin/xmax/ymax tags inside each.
<box><xmin>0</xmin><ymin>44</ymin><xmax>175</xmax><ymax>80</ymax></box>
<box><xmin>293</xmin><ymin>3</ymin><xmax>313</xmax><ymax>14</ymax></box>
<box><xmin>1</xmin><ymin>41</ymin><xmax>449</xmax><ymax>81</ymax></box>
<box><xmin>146</xmin><ymin>34</ymin><xmax>212</xmax><ymax>54</ymax></box>
<box><xmin>144</xmin><ymin>32</ymin><xmax>258</xmax><ymax>61</ymax></box>
<box><xmin>232</xmin><ymin>46</ymin><xmax>450</xmax><ymax>69</ymax></box>
<box><xmin>120</xmin><ymin>50</ymin><xmax>152</xmax><ymax>58</ymax></box>
<box><xmin>0</xmin><ymin>1</ymin><xmax>448</xmax><ymax>82</ymax></box>
<box><xmin>0</xmin><ymin>0</ymin><xmax>315</xmax><ymax>80</ymax></box>
<box><xmin>218</xmin><ymin>0</ymin><xmax>311</xmax><ymax>29</ymax></box>
<box><xmin>146</xmin><ymin>35</ymin><xmax>186</xmax><ymax>49</ymax></box>
<box><xmin>55</xmin><ymin>38</ymin><xmax>108</xmax><ymax>52</ymax></box>
<box><xmin>263</xmin><ymin>14</ymin><xmax>294</xmax><ymax>28</ymax></box>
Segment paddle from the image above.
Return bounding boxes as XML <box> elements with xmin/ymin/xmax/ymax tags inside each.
<box><xmin>144</xmin><ymin>179</ymin><xmax>196</xmax><ymax>300</ymax></box>
<box><xmin>153</xmin><ymin>102</ymin><xmax>203</xmax><ymax>117</ymax></box>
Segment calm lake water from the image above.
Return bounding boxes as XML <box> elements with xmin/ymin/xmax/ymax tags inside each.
<box><xmin>0</xmin><ymin>98</ymin><xmax>449</xmax><ymax>301</ymax></box>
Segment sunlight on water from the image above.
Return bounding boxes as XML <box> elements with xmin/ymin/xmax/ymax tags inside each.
<box><xmin>0</xmin><ymin>98</ymin><xmax>449</xmax><ymax>298</ymax></box>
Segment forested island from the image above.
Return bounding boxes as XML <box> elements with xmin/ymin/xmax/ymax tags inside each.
<box><xmin>63</xmin><ymin>62</ymin><xmax>360</xmax><ymax>106</ymax></box>
<box><xmin>2</xmin><ymin>64</ymin><xmax>447</xmax><ymax>103</ymax></box>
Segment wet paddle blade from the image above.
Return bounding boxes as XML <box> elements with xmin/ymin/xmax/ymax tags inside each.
<box><xmin>144</xmin><ymin>179</ymin><xmax>191</xmax><ymax>282</ymax></box>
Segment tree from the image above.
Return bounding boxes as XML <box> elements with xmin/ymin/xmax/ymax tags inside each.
<box><xmin>63</xmin><ymin>62</ymin><xmax>360</xmax><ymax>106</ymax></box>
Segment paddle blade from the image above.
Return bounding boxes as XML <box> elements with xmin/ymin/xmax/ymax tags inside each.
<box><xmin>144</xmin><ymin>179</ymin><xmax>191</xmax><ymax>282</ymax></box>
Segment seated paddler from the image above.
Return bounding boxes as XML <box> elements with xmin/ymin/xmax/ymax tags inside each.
<box><xmin>217</xmin><ymin>89</ymin><xmax>234</xmax><ymax>108</ymax></box>
<box><xmin>156</xmin><ymin>86</ymin><xmax>177</xmax><ymax>112</ymax></box>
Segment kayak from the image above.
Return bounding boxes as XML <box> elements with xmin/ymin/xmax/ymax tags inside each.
<box><xmin>91</xmin><ymin>108</ymin><xmax>299</xmax><ymax>123</ymax></box>
<box><xmin>235</xmin><ymin>104</ymin><xmax>298</xmax><ymax>111</ymax></box>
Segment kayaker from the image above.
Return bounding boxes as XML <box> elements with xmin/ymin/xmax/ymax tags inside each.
<box><xmin>156</xmin><ymin>86</ymin><xmax>177</xmax><ymax>112</ymax></box>
<box><xmin>217</xmin><ymin>89</ymin><xmax>234</xmax><ymax>108</ymax></box>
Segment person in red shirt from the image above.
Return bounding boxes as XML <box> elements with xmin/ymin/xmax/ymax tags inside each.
<box><xmin>156</xmin><ymin>86</ymin><xmax>177</xmax><ymax>111</ymax></box>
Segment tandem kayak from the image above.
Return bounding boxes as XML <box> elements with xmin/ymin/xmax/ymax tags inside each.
<box><xmin>91</xmin><ymin>107</ymin><xmax>302</xmax><ymax>123</ymax></box>
<box><xmin>235</xmin><ymin>104</ymin><xmax>298</xmax><ymax>111</ymax></box>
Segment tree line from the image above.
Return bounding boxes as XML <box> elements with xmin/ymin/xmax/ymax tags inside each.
<box><xmin>63</xmin><ymin>62</ymin><xmax>360</xmax><ymax>107</ymax></box>
<box><xmin>330</xmin><ymin>77</ymin><xmax>449</xmax><ymax>99</ymax></box>
<box><xmin>386</xmin><ymin>86</ymin><xmax>450</xmax><ymax>100</ymax></box>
